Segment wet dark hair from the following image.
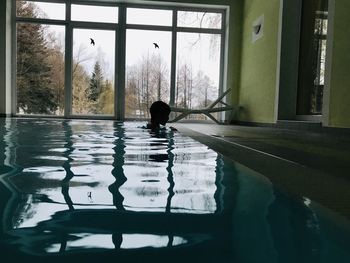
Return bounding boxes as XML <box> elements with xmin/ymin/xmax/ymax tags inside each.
<box><xmin>150</xmin><ymin>101</ymin><xmax>171</xmax><ymax>117</ymax></box>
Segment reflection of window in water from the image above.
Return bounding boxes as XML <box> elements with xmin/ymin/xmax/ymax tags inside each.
<box><xmin>2</xmin><ymin>122</ymin><xmax>224</xmax><ymax>230</ymax></box>
<box><xmin>46</xmin><ymin>234</ymin><xmax>188</xmax><ymax>252</ymax></box>
<box><xmin>1</xmin><ymin>121</ymin><xmax>343</xmax><ymax>259</ymax></box>
<box><xmin>120</xmin><ymin>127</ymin><xmax>222</xmax><ymax>213</ymax></box>
<box><xmin>44</xmin><ymin>234</ymin><xmax>190</xmax><ymax>253</ymax></box>
<box><xmin>0</xmin><ymin>121</ymin><xmax>227</xmax><ymax>254</ymax></box>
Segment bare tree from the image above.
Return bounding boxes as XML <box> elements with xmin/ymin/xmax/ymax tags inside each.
<box><xmin>71</xmin><ymin>43</ymin><xmax>95</xmax><ymax>114</ymax></box>
<box><xmin>176</xmin><ymin>63</ymin><xmax>193</xmax><ymax>109</ymax></box>
<box><xmin>178</xmin><ymin>11</ymin><xmax>221</xmax><ymax>59</ymax></box>
<box><xmin>125</xmin><ymin>52</ymin><xmax>169</xmax><ymax>118</ymax></box>
<box><xmin>45</xmin><ymin>27</ymin><xmax>65</xmax><ymax>114</ymax></box>
<box><xmin>72</xmin><ymin>64</ymin><xmax>90</xmax><ymax>114</ymax></box>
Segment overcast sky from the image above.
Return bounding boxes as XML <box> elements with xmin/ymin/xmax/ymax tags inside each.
<box><xmin>31</xmin><ymin>2</ymin><xmax>220</xmax><ymax>86</ymax></box>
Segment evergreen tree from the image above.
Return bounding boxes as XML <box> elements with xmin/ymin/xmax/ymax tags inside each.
<box><xmin>16</xmin><ymin>1</ymin><xmax>58</xmax><ymax>114</ymax></box>
<box><xmin>88</xmin><ymin>61</ymin><xmax>104</xmax><ymax>102</ymax></box>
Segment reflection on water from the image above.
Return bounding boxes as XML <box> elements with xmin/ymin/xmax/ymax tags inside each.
<box><xmin>46</xmin><ymin>233</ymin><xmax>188</xmax><ymax>252</ymax></box>
<box><xmin>0</xmin><ymin>119</ymin><xmax>223</xmax><ymax>256</ymax></box>
<box><xmin>0</xmin><ymin>118</ymin><xmax>350</xmax><ymax>262</ymax></box>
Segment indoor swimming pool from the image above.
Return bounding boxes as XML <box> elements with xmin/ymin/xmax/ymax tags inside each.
<box><xmin>0</xmin><ymin>118</ymin><xmax>349</xmax><ymax>262</ymax></box>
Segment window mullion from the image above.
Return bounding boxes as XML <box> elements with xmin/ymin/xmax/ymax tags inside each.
<box><xmin>116</xmin><ymin>4</ymin><xmax>126</xmax><ymax>120</ymax></box>
<box><xmin>219</xmin><ymin>10</ymin><xmax>227</xmax><ymax>122</ymax></box>
<box><xmin>219</xmin><ymin>10</ymin><xmax>226</xmax><ymax>95</ymax></box>
<box><xmin>169</xmin><ymin>9</ymin><xmax>177</xmax><ymax>107</ymax></box>
<box><xmin>11</xmin><ymin>0</ymin><xmax>17</xmax><ymax>115</ymax></box>
<box><xmin>64</xmin><ymin>1</ymin><xmax>72</xmax><ymax>117</ymax></box>
<box><xmin>176</xmin><ymin>27</ymin><xmax>223</xmax><ymax>34</ymax></box>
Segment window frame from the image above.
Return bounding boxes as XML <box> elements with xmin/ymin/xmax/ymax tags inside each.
<box><xmin>296</xmin><ymin>1</ymin><xmax>329</xmax><ymax>117</ymax></box>
<box><xmin>13</xmin><ymin>0</ymin><xmax>228</xmax><ymax>121</ymax></box>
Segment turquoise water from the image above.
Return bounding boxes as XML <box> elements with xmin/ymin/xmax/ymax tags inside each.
<box><xmin>0</xmin><ymin>118</ymin><xmax>349</xmax><ymax>262</ymax></box>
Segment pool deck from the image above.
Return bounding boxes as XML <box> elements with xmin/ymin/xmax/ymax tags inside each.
<box><xmin>172</xmin><ymin>122</ymin><xmax>350</xmax><ymax>222</ymax></box>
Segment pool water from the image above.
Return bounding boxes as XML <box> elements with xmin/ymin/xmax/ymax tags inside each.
<box><xmin>0</xmin><ymin>118</ymin><xmax>349</xmax><ymax>262</ymax></box>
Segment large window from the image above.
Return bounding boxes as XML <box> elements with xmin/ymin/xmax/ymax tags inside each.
<box><xmin>15</xmin><ymin>1</ymin><xmax>227</xmax><ymax>120</ymax></box>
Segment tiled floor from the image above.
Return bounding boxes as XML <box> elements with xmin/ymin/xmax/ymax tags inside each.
<box><xmin>173</xmin><ymin>123</ymin><xmax>350</xmax><ymax>221</ymax></box>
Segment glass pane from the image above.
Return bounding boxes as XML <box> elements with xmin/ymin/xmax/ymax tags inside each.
<box><xmin>177</xmin><ymin>11</ymin><xmax>222</xmax><ymax>29</ymax></box>
<box><xmin>71</xmin><ymin>4</ymin><xmax>118</xmax><ymax>23</ymax></box>
<box><xmin>16</xmin><ymin>23</ymin><xmax>65</xmax><ymax>115</ymax></box>
<box><xmin>125</xmin><ymin>30</ymin><xmax>171</xmax><ymax>119</ymax></box>
<box><xmin>315</xmin><ymin>11</ymin><xmax>328</xmax><ymax>34</ymax></box>
<box><xmin>175</xmin><ymin>33</ymin><xmax>221</xmax><ymax>121</ymax></box>
<box><xmin>72</xmin><ymin>29</ymin><xmax>115</xmax><ymax>115</ymax></box>
<box><xmin>16</xmin><ymin>1</ymin><xmax>65</xmax><ymax>20</ymax></box>
<box><xmin>127</xmin><ymin>8</ymin><xmax>172</xmax><ymax>26</ymax></box>
<box><xmin>319</xmin><ymin>39</ymin><xmax>327</xmax><ymax>85</ymax></box>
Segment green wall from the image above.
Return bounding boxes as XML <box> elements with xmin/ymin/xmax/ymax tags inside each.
<box><xmin>238</xmin><ymin>0</ymin><xmax>280</xmax><ymax>123</ymax></box>
<box><xmin>327</xmin><ymin>0</ymin><xmax>350</xmax><ymax>128</ymax></box>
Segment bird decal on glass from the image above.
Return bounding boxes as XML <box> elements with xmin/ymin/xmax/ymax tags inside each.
<box><xmin>90</xmin><ymin>38</ymin><xmax>95</xmax><ymax>46</ymax></box>
<box><xmin>153</xmin><ymin>42</ymin><xmax>159</xmax><ymax>49</ymax></box>
<box><xmin>87</xmin><ymin>191</ymin><xmax>92</xmax><ymax>202</ymax></box>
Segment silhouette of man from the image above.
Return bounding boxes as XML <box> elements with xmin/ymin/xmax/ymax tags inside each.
<box><xmin>147</xmin><ymin>101</ymin><xmax>171</xmax><ymax>131</ymax></box>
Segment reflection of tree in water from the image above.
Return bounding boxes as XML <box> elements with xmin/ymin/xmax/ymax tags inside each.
<box><xmin>6</xmin><ymin>120</ymin><xmax>70</xmax><ymax>228</ymax></box>
<box><xmin>135</xmin><ymin>186</ymin><xmax>164</xmax><ymax>197</ymax></box>
<box><xmin>11</xmin><ymin>196</ymin><xmax>36</xmax><ymax>229</ymax></box>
